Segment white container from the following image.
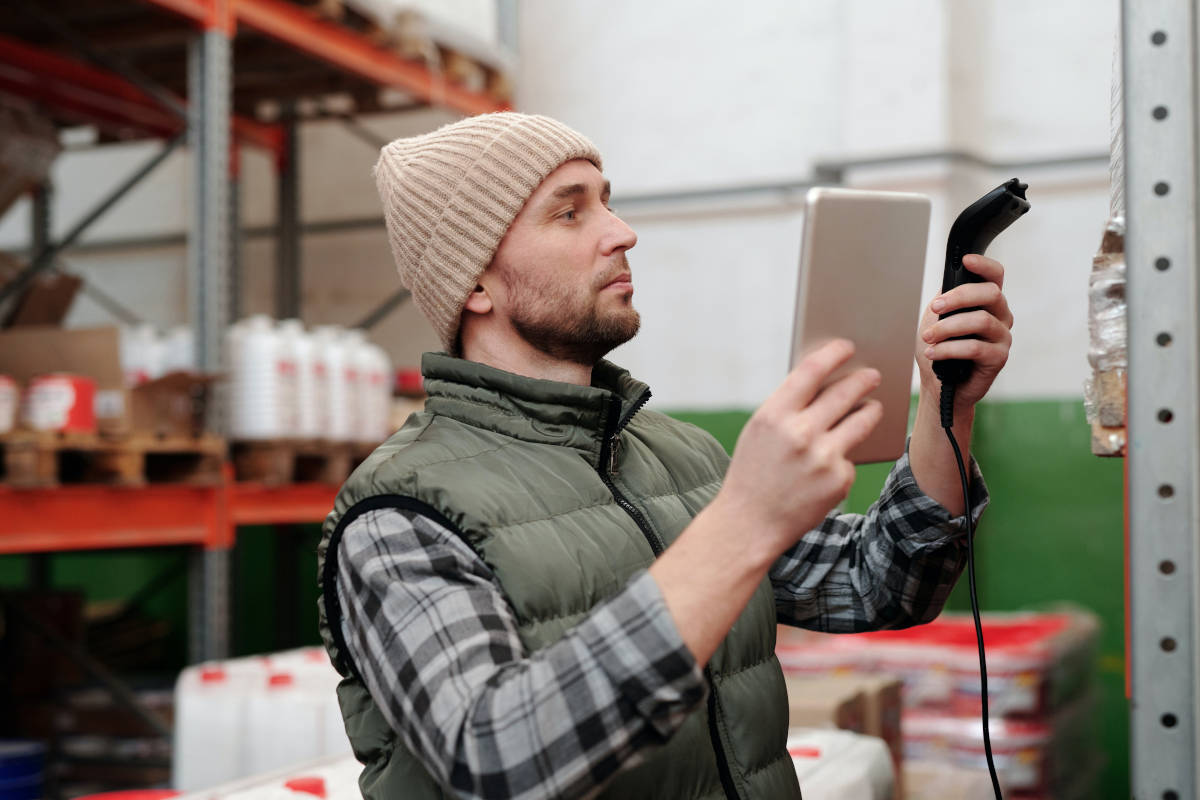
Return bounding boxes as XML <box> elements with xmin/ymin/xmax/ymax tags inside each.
<box><xmin>365</xmin><ymin>342</ymin><xmax>393</xmax><ymax>443</ymax></box>
<box><xmin>274</xmin><ymin>320</ymin><xmax>304</xmax><ymax>436</ymax></box>
<box><xmin>161</xmin><ymin>326</ymin><xmax>196</xmax><ymax>374</ymax></box>
<box><xmin>227</xmin><ymin>316</ymin><xmax>289</xmax><ymax>440</ymax></box>
<box><xmin>173</xmin><ymin>664</ymin><xmax>252</xmax><ymax>791</ymax></box>
<box><xmin>174</xmin><ymin>648</ymin><xmax>351</xmax><ymax>793</ymax></box>
<box><xmin>788</xmin><ymin>728</ymin><xmax>894</xmax><ymax>800</ymax></box>
<box><xmin>245</xmin><ymin>672</ymin><xmax>327</xmax><ymax>776</ymax></box>
<box><xmin>341</xmin><ymin>329</ymin><xmax>371</xmax><ymax>443</ymax></box>
<box><xmin>120</xmin><ymin>324</ymin><xmax>164</xmax><ymax>386</ymax></box>
<box><xmin>279</xmin><ymin>321</ymin><xmax>320</xmax><ymax>438</ymax></box>
<box><xmin>0</xmin><ymin>375</ymin><xmax>17</xmax><ymax>433</ymax></box>
<box><xmin>311</xmin><ymin>326</ymin><xmax>352</xmax><ymax>442</ymax></box>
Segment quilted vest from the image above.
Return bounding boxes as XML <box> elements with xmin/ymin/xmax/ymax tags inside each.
<box><xmin>316</xmin><ymin>353</ymin><xmax>800</xmax><ymax>799</ymax></box>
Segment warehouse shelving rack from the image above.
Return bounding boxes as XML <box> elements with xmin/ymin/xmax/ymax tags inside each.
<box><xmin>1122</xmin><ymin>0</ymin><xmax>1200</xmax><ymax>796</ymax></box>
<box><xmin>0</xmin><ymin>0</ymin><xmax>509</xmax><ymax>668</ymax></box>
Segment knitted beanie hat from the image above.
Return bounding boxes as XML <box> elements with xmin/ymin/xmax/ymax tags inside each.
<box><xmin>373</xmin><ymin>112</ymin><xmax>603</xmax><ymax>351</ymax></box>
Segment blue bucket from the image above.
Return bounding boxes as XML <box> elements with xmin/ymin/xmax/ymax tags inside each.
<box><xmin>0</xmin><ymin>740</ymin><xmax>45</xmax><ymax>800</ymax></box>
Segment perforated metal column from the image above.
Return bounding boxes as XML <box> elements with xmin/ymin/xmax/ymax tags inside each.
<box><xmin>1123</xmin><ymin>1</ymin><xmax>1200</xmax><ymax>796</ymax></box>
<box><xmin>187</xmin><ymin>28</ymin><xmax>232</xmax><ymax>662</ymax></box>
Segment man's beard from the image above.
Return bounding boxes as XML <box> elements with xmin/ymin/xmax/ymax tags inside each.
<box><xmin>500</xmin><ymin>256</ymin><xmax>641</xmax><ymax>366</ymax></box>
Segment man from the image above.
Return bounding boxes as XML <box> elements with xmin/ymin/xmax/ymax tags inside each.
<box><xmin>317</xmin><ymin>112</ymin><xmax>1011</xmax><ymax>799</ymax></box>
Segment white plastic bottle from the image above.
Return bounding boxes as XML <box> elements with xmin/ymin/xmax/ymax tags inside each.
<box><xmin>245</xmin><ymin>671</ymin><xmax>326</xmax><ymax>776</ymax></box>
<box><xmin>173</xmin><ymin>663</ymin><xmax>249</xmax><ymax>791</ymax></box>
<box><xmin>365</xmin><ymin>342</ymin><xmax>393</xmax><ymax>443</ymax></box>
<box><xmin>342</xmin><ymin>329</ymin><xmax>374</xmax><ymax>442</ymax></box>
<box><xmin>161</xmin><ymin>325</ymin><xmax>196</xmax><ymax>374</ymax></box>
<box><xmin>227</xmin><ymin>315</ymin><xmax>284</xmax><ymax>439</ymax></box>
<box><xmin>120</xmin><ymin>324</ymin><xmax>163</xmax><ymax>386</ymax></box>
<box><xmin>312</xmin><ymin>326</ymin><xmax>352</xmax><ymax>442</ymax></box>
<box><xmin>279</xmin><ymin>321</ymin><xmax>320</xmax><ymax>439</ymax></box>
<box><xmin>275</xmin><ymin>320</ymin><xmax>306</xmax><ymax>437</ymax></box>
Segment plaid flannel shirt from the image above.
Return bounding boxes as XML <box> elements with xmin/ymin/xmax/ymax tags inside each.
<box><xmin>336</xmin><ymin>447</ymin><xmax>988</xmax><ymax>799</ymax></box>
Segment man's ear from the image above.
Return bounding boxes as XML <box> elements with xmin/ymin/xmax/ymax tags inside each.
<box><xmin>463</xmin><ymin>282</ymin><xmax>493</xmax><ymax>315</ymax></box>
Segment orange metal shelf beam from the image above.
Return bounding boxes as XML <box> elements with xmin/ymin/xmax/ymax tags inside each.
<box><xmin>0</xmin><ymin>33</ymin><xmax>283</xmax><ymax>155</ymax></box>
<box><xmin>0</xmin><ymin>484</ymin><xmax>229</xmax><ymax>554</ymax></box>
<box><xmin>230</xmin><ymin>483</ymin><xmax>338</xmax><ymax>526</ymax></box>
<box><xmin>140</xmin><ymin>0</ymin><xmax>510</xmax><ymax>117</ymax></box>
<box><xmin>0</xmin><ymin>480</ymin><xmax>336</xmax><ymax>556</ymax></box>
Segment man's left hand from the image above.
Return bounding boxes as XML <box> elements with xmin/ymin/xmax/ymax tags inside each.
<box><xmin>916</xmin><ymin>254</ymin><xmax>1014</xmax><ymax>411</ymax></box>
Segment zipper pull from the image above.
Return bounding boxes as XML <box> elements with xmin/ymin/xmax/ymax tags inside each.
<box><xmin>608</xmin><ymin>433</ymin><xmax>621</xmax><ymax>476</ymax></box>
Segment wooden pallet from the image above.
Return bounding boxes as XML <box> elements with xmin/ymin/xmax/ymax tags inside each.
<box><xmin>231</xmin><ymin>439</ymin><xmax>369</xmax><ymax>486</ymax></box>
<box><xmin>0</xmin><ymin>431</ymin><xmax>226</xmax><ymax>488</ymax></box>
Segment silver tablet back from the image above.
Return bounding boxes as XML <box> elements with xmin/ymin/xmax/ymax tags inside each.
<box><xmin>789</xmin><ymin>187</ymin><xmax>932</xmax><ymax>464</ymax></box>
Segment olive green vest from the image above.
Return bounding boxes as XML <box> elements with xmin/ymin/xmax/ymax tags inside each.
<box><xmin>317</xmin><ymin>354</ymin><xmax>800</xmax><ymax>799</ymax></box>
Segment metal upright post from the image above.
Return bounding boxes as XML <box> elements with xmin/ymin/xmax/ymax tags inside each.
<box><xmin>28</xmin><ymin>182</ymin><xmax>52</xmax><ymax>590</ymax></box>
<box><xmin>276</xmin><ymin>104</ymin><xmax>300</xmax><ymax>320</ymax></box>
<box><xmin>187</xmin><ymin>15</ymin><xmax>233</xmax><ymax>662</ymax></box>
<box><xmin>1123</xmin><ymin>1</ymin><xmax>1200</xmax><ymax>797</ymax></box>
<box><xmin>230</xmin><ymin>144</ymin><xmax>243</xmax><ymax>321</ymax></box>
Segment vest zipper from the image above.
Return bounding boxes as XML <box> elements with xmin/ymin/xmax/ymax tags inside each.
<box><xmin>597</xmin><ymin>398</ymin><xmax>740</xmax><ymax>800</ymax></box>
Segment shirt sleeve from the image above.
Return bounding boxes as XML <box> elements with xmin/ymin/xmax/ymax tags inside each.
<box><xmin>335</xmin><ymin>506</ymin><xmax>707</xmax><ymax>800</ymax></box>
<box><xmin>770</xmin><ymin>442</ymin><xmax>989</xmax><ymax>632</ymax></box>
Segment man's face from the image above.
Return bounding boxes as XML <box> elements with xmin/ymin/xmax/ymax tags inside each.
<box><xmin>483</xmin><ymin>159</ymin><xmax>640</xmax><ymax>366</ymax></box>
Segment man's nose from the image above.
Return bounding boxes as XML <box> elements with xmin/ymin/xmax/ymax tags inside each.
<box><xmin>603</xmin><ymin>212</ymin><xmax>638</xmax><ymax>253</ymax></box>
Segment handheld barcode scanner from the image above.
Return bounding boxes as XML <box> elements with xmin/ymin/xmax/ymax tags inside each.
<box><xmin>933</xmin><ymin>179</ymin><xmax>1030</xmax><ymax>386</ymax></box>
<box><xmin>935</xmin><ymin>178</ymin><xmax>1030</xmax><ymax>800</ymax></box>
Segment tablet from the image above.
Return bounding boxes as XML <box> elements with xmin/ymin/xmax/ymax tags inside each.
<box><xmin>789</xmin><ymin>187</ymin><xmax>932</xmax><ymax>464</ymax></box>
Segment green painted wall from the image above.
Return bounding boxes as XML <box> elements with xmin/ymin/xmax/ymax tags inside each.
<box><xmin>1</xmin><ymin>398</ymin><xmax>1128</xmax><ymax>797</ymax></box>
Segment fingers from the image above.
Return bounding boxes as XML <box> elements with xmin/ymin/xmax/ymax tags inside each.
<box><xmin>806</xmin><ymin>367</ymin><xmax>882</xmax><ymax>432</ymax></box>
<box><xmin>824</xmin><ymin>398</ymin><xmax>884</xmax><ymax>456</ymax></box>
<box><xmin>924</xmin><ymin>336</ymin><xmax>1010</xmax><ymax>368</ymax></box>
<box><xmin>962</xmin><ymin>254</ymin><xmax>1005</xmax><ymax>288</ymax></box>
<box><xmin>776</xmin><ymin>339</ymin><xmax>857</xmax><ymax>410</ymax></box>
<box><xmin>922</xmin><ymin>309</ymin><xmax>1012</xmax><ymax>348</ymax></box>
<box><xmin>930</xmin><ymin>281</ymin><xmax>1014</xmax><ymax>329</ymax></box>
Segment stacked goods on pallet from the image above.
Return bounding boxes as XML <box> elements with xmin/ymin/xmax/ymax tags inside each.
<box><xmin>776</xmin><ymin>610</ymin><xmax>1100</xmax><ymax>800</ymax></box>
<box><xmin>250</xmin><ymin>0</ymin><xmax>512</xmax><ymax>122</ymax></box>
<box><xmin>173</xmin><ymin>648</ymin><xmax>351</xmax><ymax>792</ymax></box>
<box><xmin>226</xmin><ymin>317</ymin><xmax>393</xmax><ymax>484</ymax></box>
<box><xmin>333</xmin><ymin>0</ymin><xmax>512</xmax><ymax>102</ymax></box>
<box><xmin>0</xmin><ymin>327</ymin><xmax>223</xmax><ymax>487</ymax></box>
<box><xmin>0</xmin><ymin>97</ymin><xmax>59</xmax><ymax>218</ymax></box>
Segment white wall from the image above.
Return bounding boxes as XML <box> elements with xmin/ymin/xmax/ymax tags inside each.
<box><xmin>0</xmin><ymin>0</ymin><xmax>1118</xmax><ymax>408</ymax></box>
<box><xmin>519</xmin><ymin>0</ymin><xmax>1117</xmax><ymax>407</ymax></box>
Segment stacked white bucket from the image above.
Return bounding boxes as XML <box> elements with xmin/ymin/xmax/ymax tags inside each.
<box><xmin>226</xmin><ymin>316</ymin><xmax>392</xmax><ymax>442</ymax></box>
<box><xmin>173</xmin><ymin>648</ymin><xmax>353</xmax><ymax>791</ymax></box>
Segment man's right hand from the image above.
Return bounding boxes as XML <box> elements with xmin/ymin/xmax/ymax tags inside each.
<box><xmin>716</xmin><ymin>338</ymin><xmax>884</xmax><ymax>562</ymax></box>
<box><xmin>648</xmin><ymin>339</ymin><xmax>883</xmax><ymax>667</ymax></box>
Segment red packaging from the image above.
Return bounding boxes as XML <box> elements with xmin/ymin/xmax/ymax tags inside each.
<box><xmin>22</xmin><ymin>373</ymin><xmax>97</xmax><ymax>433</ymax></box>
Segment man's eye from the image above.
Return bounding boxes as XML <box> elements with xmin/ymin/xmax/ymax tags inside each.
<box><xmin>561</xmin><ymin>209</ymin><xmax>577</xmax><ymax>221</ymax></box>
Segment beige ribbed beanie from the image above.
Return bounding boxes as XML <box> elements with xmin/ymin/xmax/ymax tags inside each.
<box><xmin>374</xmin><ymin>112</ymin><xmax>603</xmax><ymax>351</ymax></box>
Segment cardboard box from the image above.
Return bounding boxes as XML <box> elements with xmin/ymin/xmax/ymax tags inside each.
<box><xmin>787</xmin><ymin>674</ymin><xmax>905</xmax><ymax>796</ymax></box>
<box><xmin>130</xmin><ymin>371</ymin><xmax>218</xmax><ymax>439</ymax></box>
<box><xmin>0</xmin><ymin>326</ymin><xmax>216</xmax><ymax>438</ymax></box>
<box><xmin>785</xmin><ymin>676</ymin><xmax>866</xmax><ymax>733</ymax></box>
<box><xmin>0</xmin><ymin>326</ymin><xmax>127</xmax><ymax>433</ymax></box>
<box><xmin>902</xmin><ymin>759</ymin><xmax>993</xmax><ymax>800</ymax></box>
